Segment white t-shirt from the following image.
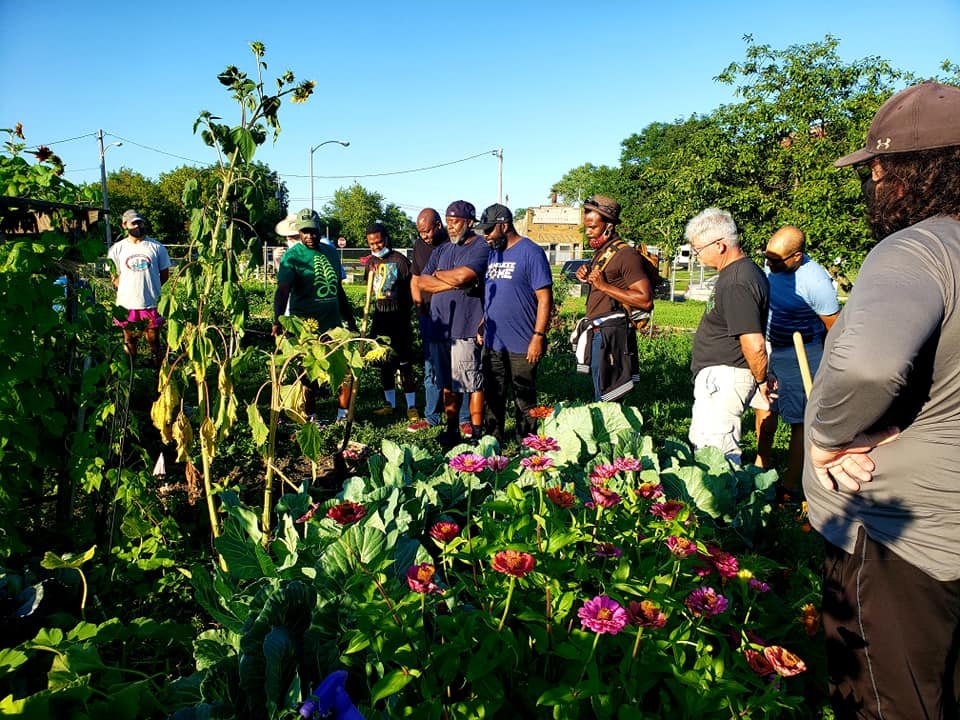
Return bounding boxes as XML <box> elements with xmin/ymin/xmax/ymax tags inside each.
<box><xmin>108</xmin><ymin>237</ymin><xmax>171</xmax><ymax>310</ymax></box>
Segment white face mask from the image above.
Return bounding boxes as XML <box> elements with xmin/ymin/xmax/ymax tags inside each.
<box><xmin>372</xmin><ymin>247</ymin><xmax>390</xmax><ymax>258</ymax></box>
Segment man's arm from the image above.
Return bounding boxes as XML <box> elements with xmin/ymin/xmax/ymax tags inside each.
<box><xmin>526</xmin><ymin>286</ymin><xmax>553</xmax><ymax>364</ymax></box>
<box><xmin>585</xmin><ymin>254</ymin><xmax>653</xmax><ymax>311</ymax></box>
<box><xmin>819</xmin><ymin>311</ymin><xmax>840</xmax><ymax>332</ymax></box>
<box><xmin>159</xmin><ymin>268</ymin><xmax>170</xmax><ymax>285</ymax></box>
<box><xmin>417</xmin><ymin>266</ymin><xmax>479</xmax><ymax>293</ymax></box>
<box><xmin>738</xmin><ymin>332</ymin><xmax>768</xmax><ymax>384</ymax></box>
<box><xmin>272</xmin><ymin>282</ymin><xmax>291</xmax><ymax>336</ymax></box>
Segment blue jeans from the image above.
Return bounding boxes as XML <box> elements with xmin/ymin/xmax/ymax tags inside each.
<box><xmin>425</xmin><ymin>339</ymin><xmax>471</xmax><ymax>427</ymax></box>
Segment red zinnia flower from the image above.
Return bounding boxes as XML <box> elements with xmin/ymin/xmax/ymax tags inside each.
<box><xmin>590</xmin><ymin>484</ymin><xmax>621</xmax><ymax>508</ymax></box>
<box><xmin>763</xmin><ymin>645</ymin><xmax>808</xmax><ymax>677</ymax></box>
<box><xmin>326</xmin><ymin>501</ymin><xmax>366</xmax><ymax>525</ymax></box>
<box><xmin>650</xmin><ymin>500</ymin><xmax>685</xmax><ymax>521</ymax></box>
<box><xmin>406</xmin><ymin>563</ymin><xmax>441</xmax><ymax>594</ymax></box>
<box><xmin>627</xmin><ymin>600</ymin><xmax>667</xmax><ymax>629</ymax></box>
<box><xmin>546</xmin><ymin>486</ymin><xmax>576</xmax><ymax>509</ymax></box>
<box><xmin>528</xmin><ymin>405</ymin><xmax>554</xmax><ymax>420</ymax></box>
<box><xmin>635</xmin><ymin>482</ymin><xmax>664</xmax><ymax>499</ymax></box>
<box><xmin>491</xmin><ymin>550</ymin><xmax>536</xmax><ymax>578</ymax></box>
<box><xmin>709</xmin><ymin>549</ymin><xmax>740</xmax><ymax>579</ymax></box>
<box><xmin>429</xmin><ymin>521</ymin><xmax>460</xmax><ymax>543</ymax></box>
<box><xmin>589</xmin><ymin>463</ymin><xmax>618</xmax><ymax>482</ymax></box>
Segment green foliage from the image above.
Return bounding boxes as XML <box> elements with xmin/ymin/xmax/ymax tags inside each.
<box><xmin>323</xmin><ymin>183</ymin><xmax>416</xmax><ymax>247</ymax></box>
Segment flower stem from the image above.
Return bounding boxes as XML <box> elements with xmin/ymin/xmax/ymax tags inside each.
<box><xmin>498</xmin><ymin>576</ymin><xmax>516</xmax><ymax>631</ymax></box>
<box><xmin>577</xmin><ymin>632</ymin><xmax>601</xmax><ymax>684</ymax></box>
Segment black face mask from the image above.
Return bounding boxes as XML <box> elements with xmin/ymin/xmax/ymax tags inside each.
<box><xmin>860</xmin><ymin>175</ymin><xmax>877</xmax><ymax>217</ymax></box>
<box><xmin>128</xmin><ymin>226</ymin><xmax>144</xmax><ymax>238</ymax></box>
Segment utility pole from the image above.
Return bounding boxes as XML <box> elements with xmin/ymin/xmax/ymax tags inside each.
<box><xmin>494</xmin><ymin>148</ymin><xmax>504</xmax><ymax>204</ymax></box>
<box><xmin>98</xmin><ymin>129</ymin><xmax>122</xmax><ymax>252</ymax></box>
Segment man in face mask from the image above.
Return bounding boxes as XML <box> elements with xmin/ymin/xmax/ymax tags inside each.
<box><xmin>802</xmin><ymin>81</ymin><xmax>960</xmax><ymax>720</ymax></box>
<box><xmin>108</xmin><ymin>209</ymin><xmax>171</xmax><ymax>368</ymax></box>
<box><xmin>573</xmin><ymin>195</ymin><xmax>653</xmax><ymax>402</ymax></box>
<box><xmin>476</xmin><ymin>204</ymin><xmax>553</xmax><ymax>442</ymax></box>
<box><xmin>363</xmin><ymin>222</ymin><xmax>420</xmax><ymax>423</ymax></box>
<box><xmin>414</xmin><ymin>201</ymin><xmax>489</xmax><ymax>448</ymax></box>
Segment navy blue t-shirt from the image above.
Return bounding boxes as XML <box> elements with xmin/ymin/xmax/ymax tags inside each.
<box><xmin>422</xmin><ymin>234</ymin><xmax>488</xmax><ymax>340</ymax></box>
<box><xmin>484</xmin><ymin>238</ymin><xmax>552</xmax><ymax>354</ymax></box>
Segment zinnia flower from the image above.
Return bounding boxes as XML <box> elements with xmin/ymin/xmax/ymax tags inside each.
<box><xmin>520</xmin><ymin>455</ymin><xmax>554</xmax><ymax>473</ymax></box>
<box><xmin>749</xmin><ymin>578</ymin><xmax>771</xmax><ymax>593</ymax></box>
<box><xmin>594</xmin><ymin>543</ymin><xmax>622</xmax><ymax>558</ymax></box>
<box><xmin>590</xmin><ymin>484</ymin><xmax>621</xmax><ymax>508</ymax></box>
<box><xmin>449</xmin><ymin>453</ymin><xmax>488</xmax><ymax>474</ymax></box>
<box><xmin>650</xmin><ymin>500</ymin><xmax>685</xmax><ymax>521</ymax></box>
<box><xmin>528</xmin><ymin>405</ymin><xmax>554</xmax><ymax>420</ymax></box>
<box><xmin>429</xmin><ymin>521</ymin><xmax>460</xmax><ymax>543</ymax></box>
<box><xmin>627</xmin><ymin>600</ymin><xmax>667</xmax><ymax>629</ymax></box>
<box><xmin>521</xmin><ymin>434</ymin><xmax>560</xmax><ymax>453</ymax></box>
<box><xmin>614</xmin><ymin>457</ymin><xmax>643</xmax><ymax>472</ymax></box>
<box><xmin>406</xmin><ymin>563</ymin><xmax>441</xmax><ymax>594</ymax></box>
<box><xmin>295</xmin><ymin>502</ymin><xmax>321</xmax><ymax>524</ymax></box>
<box><xmin>578</xmin><ymin>595</ymin><xmax>628</xmax><ymax>635</ymax></box>
<box><xmin>635</xmin><ymin>482</ymin><xmax>664</xmax><ymax>499</ymax></box>
<box><xmin>491</xmin><ymin>550</ymin><xmax>536</xmax><ymax>578</ymax></box>
<box><xmin>546</xmin><ymin>486</ymin><xmax>576</xmax><ymax>509</ymax></box>
<box><xmin>744</xmin><ymin>648</ymin><xmax>775</xmax><ymax>676</ymax></box>
<box><xmin>326</xmin><ymin>501</ymin><xmax>366</xmax><ymax>525</ymax></box>
<box><xmin>800</xmin><ymin>603</ymin><xmax>821</xmax><ymax>636</ymax></box>
<box><xmin>708</xmin><ymin>549</ymin><xmax>740</xmax><ymax>579</ymax></box>
<box><xmin>486</xmin><ymin>455</ymin><xmax>510</xmax><ymax>471</ymax></box>
<box><xmin>666</xmin><ymin>536</ymin><xmax>697</xmax><ymax>558</ymax></box>
<box><xmin>763</xmin><ymin>645</ymin><xmax>808</xmax><ymax>677</ymax></box>
<box><xmin>589</xmin><ymin>463</ymin><xmax>619</xmax><ymax>482</ymax></box>
<box><xmin>685</xmin><ymin>586</ymin><xmax>728</xmax><ymax>618</ymax></box>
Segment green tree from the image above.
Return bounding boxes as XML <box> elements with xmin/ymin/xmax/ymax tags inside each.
<box><xmin>105</xmin><ymin>167</ymin><xmax>177</xmax><ymax>243</ymax></box>
<box><xmin>550</xmin><ymin>163</ymin><xmax>619</xmax><ymax>206</ymax></box>
<box><xmin>323</xmin><ymin>182</ymin><xmax>414</xmax><ymax>247</ymax></box>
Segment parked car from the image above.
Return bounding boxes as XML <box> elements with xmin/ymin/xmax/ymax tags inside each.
<box><xmin>561</xmin><ymin>259</ymin><xmax>591</xmax><ymax>282</ymax></box>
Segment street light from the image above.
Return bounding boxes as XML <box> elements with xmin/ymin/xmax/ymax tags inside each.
<box><xmin>98</xmin><ymin>128</ymin><xmax>123</xmax><ymax>251</ymax></box>
<box><xmin>309</xmin><ymin>139</ymin><xmax>350</xmax><ymax>213</ymax></box>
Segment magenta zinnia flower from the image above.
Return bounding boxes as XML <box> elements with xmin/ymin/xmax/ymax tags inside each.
<box><xmin>326</xmin><ymin>501</ymin><xmax>366</xmax><ymax>525</ymax></box>
<box><xmin>486</xmin><ymin>455</ymin><xmax>510</xmax><ymax>471</ymax></box>
<box><xmin>449</xmin><ymin>453</ymin><xmax>488</xmax><ymax>474</ymax></box>
<box><xmin>589</xmin><ymin>463</ymin><xmax>618</xmax><ymax>482</ymax></box>
<box><xmin>594</xmin><ymin>543</ymin><xmax>622</xmax><ymax>558</ymax></box>
<box><xmin>749</xmin><ymin>578</ymin><xmax>771</xmax><ymax>593</ymax></box>
<box><xmin>666</xmin><ymin>536</ymin><xmax>697</xmax><ymax>558</ymax></box>
<box><xmin>635</xmin><ymin>482</ymin><xmax>664</xmax><ymax>500</ymax></box>
<box><xmin>520</xmin><ymin>455</ymin><xmax>554</xmax><ymax>473</ymax></box>
<box><xmin>650</xmin><ymin>500</ymin><xmax>685</xmax><ymax>521</ymax></box>
<box><xmin>521</xmin><ymin>434</ymin><xmax>560</xmax><ymax>453</ymax></box>
<box><xmin>627</xmin><ymin>600</ymin><xmax>667</xmax><ymax>629</ymax></box>
<box><xmin>578</xmin><ymin>595</ymin><xmax>628</xmax><ymax>635</ymax></box>
<box><xmin>491</xmin><ymin>550</ymin><xmax>536</xmax><ymax>578</ymax></box>
<box><xmin>685</xmin><ymin>586</ymin><xmax>729</xmax><ymax>618</ymax></box>
<box><xmin>406</xmin><ymin>563</ymin><xmax>441</xmax><ymax>594</ymax></box>
<box><xmin>429</xmin><ymin>521</ymin><xmax>460</xmax><ymax>543</ymax></box>
<box><xmin>614</xmin><ymin>457</ymin><xmax>643</xmax><ymax>472</ymax></box>
<box><xmin>702</xmin><ymin>544</ymin><xmax>740</xmax><ymax>578</ymax></box>
<box><xmin>546</xmin><ymin>486</ymin><xmax>577</xmax><ymax>509</ymax></box>
<box><xmin>590</xmin><ymin>484</ymin><xmax>621</xmax><ymax>508</ymax></box>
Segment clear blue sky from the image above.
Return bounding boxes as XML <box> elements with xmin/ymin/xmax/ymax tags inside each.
<box><xmin>2</xmin><ymin>0</ymin><xmax>957</xmax><ymax>219</ymax></box>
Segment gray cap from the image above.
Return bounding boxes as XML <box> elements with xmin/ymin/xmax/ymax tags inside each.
<box><xmin>122</xmin><ymin>209</ymin><xmax>144</xmax><ymax>224</ymax></box>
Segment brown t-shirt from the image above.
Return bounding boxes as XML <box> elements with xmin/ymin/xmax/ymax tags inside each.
<box><xmin>585</xmin><ymin>238</ymin><xmax>650</xmax><ymax>319</ymax></box>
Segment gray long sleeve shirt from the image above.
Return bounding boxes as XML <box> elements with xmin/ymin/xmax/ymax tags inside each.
<box><xmin>803</xmin><ymin>215</ymin><xmax>960</xmax><ymax>581</ymax></box>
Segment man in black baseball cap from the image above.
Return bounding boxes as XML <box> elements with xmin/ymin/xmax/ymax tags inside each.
<box><xmin>803</xmin><ymin>81</ymin><xmax>960</xmax><ymax>720</ymax></box>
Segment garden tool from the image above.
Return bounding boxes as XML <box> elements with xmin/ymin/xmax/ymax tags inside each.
<box><xmin>792</xmin><ymin>331</ymin><xmax>814</xmax><ymax>398</ymax></box>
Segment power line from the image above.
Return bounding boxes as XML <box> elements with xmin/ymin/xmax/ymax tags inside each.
<box><xmin>281</xmin><ymin>149</ymin><xmax>498</xmax><ymax>180</ymax></box>
<box><xmin>104</xmin><ymin>132</ymin><xmax>209</xmax><ymax>166</ymax></box>
<box><xmin>28</xmin><ymin>131</ymin><xmax>97</xmax><ymax>148</ymax></box>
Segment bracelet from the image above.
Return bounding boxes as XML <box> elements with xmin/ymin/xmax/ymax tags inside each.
<box><xmin>532</xmin><ymin>331</ymin><xmax>546</xmax><ymax>338</ymax></box>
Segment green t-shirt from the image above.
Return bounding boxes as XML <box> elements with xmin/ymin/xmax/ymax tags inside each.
<box><xmin>277</xmin><ymin>242</ymin><xmax>344</xmax><ymax>333</ymax></box>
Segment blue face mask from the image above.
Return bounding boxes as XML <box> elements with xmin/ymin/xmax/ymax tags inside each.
<box><xmin>372</xmin><ymin>247</ymin><xmax>390</xmax><ymax>258</ymax></box>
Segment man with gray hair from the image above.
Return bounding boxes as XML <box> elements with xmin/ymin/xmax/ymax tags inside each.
<box><xmin>686</xmin><ymin>208</ymin><xmax>770</xmax><ymax>464</ymax></box>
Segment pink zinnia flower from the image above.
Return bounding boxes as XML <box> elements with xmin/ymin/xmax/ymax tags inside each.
<box><xmin>635</xmin><ymin>482</ymin><xmax>664</xmax><ymax>500</ymax></box>
<box><xmin>295</xmin><ymin>502</ymin><xmax>322</xmax><ymax>524</ymax></box>
<box><xmin>486</xmin><ymin>455</ymin><xmax>510</xmax><ymax>471</ymax></box>
<box><xmin>326</xmin><ymin>501</ymin><xmax>366</xmax><ymax>525</ymax></box>
<box><xmin>546</xmin><ymin>486</ymin><xmax>577</xmax><ymax>509</ymax></box>
<box><xmin>406</xmin><ymin>563</ymin><xmax>441</xmax><ymax>594</ymax></box>
<box><xmin>578</xmin><ymin>595</ymin><xmax>628</xmax><ymax>635</ymax></box>
<box><xmin>749</xmin><ymin>578</ymin><xmax>771</xmax><ymax>593</ymax></box>
<box><xmin>520</xmin><ymin>455</ymin><xmax>554</xmax><ymax>473</ymax></box>
<box><xmin>614</xmin><ymin>457</ymin><xmax>643</xmax><ymax>472</ymax></box>
<box><xmin>594</xmin><ymin>543</ymin><xmax>622</xmax><ymax>558</ymax></box>
<box><xmin>701</xmin><ymin>544</ymin><xmax>740</xmax><ymax>578</ymax></box>
<box><xmin>449</xmin><ymin>453</ymin><xmax>488</xmax><ymax>474</ymax></box>
<box><xmin>522</xmin><ymin>434</ymin><xmax>560</xmax><ymax>453</ymax></box>
<box><xmin>650</xmin><ymin>500</ymin><xmax>685</xmax><ymax>521</ymax></box>
<box><xmin>627</xmin><ymin>600</ymin><xmax>667</xmax><ymax>629</ymax></box>
<box><xmin>429</xmin><ymin>521</ymin><xmax>460</xmax><ymax>543</ymax></box>
<box><xmin>491</xmin><ymin>550</ymin><xmax>536</xmax><ymax>578</ymax></box>
<box><xmin>666</xmin><ymin>536</ymin><xmax>697</xmax><ymax>558</ymax></box>
<box><xmin>763</xmin><ymin>645</ymin><xmax>808</xmax><ymax>677</ymax></box>
<box><xmin>589</xmin><ymin>463</ymin><xmax>618</xmax><ymax>482</ymax></box>
<box><xmin>590</xmin><ymin>484</ymin><xmax>621</xmax><ymax>508</ymax></box>
<box><xmin>744</xmin><ymin>648</ymin><xmax>775</xmax><ymax>676</ymax></box>
<box><xmin>685</xmin><ymin>587</ymin><xmax>728</xmax><ymax>618</ymax></box>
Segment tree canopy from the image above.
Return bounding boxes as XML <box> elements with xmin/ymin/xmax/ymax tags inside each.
<box><xmin>323</xmin><ymin>182</ymin><xmax>416</xmax><ymax>248</ymax></box>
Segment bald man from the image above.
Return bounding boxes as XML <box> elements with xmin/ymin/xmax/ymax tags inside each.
<box><xmin>754</xmin><ymin>226</ymin><xmax>839</xmax><ymax>492</ymax></box>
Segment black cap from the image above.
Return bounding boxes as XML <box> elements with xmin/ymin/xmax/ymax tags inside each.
<box><xmin>476</xmin><ymin>203</ymin><xmax>513</xmax><ymax>233</ymax></box>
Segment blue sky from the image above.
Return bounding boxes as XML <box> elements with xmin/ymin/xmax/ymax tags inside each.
<box><xmin>2</xmin><ymin>0</ymin><xmax>957</xmax><ymax>219</ymax></box>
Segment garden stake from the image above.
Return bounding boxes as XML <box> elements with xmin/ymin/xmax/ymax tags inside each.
<box><xmin>792</xmin><ymin>331</ymin><xmax>813</xmax><ymax>398</ymax></box>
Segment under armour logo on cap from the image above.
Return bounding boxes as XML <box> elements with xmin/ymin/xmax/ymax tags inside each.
<box><xmin>876</xmin><ymin>138</ymin><xmax>892</xmax><ymax>150</ymax></box>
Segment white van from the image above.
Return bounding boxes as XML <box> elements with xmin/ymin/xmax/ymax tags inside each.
<box><xmin>674</xmin><ymin>244</ymin><xmax>692</xmax><ymax>268</ymax></box>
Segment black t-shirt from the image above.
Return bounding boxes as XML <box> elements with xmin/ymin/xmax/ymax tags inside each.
<box><xmin>691</xmin><ymin>256</ymin><xmax>769</xmax><ymax>377</ymax></box>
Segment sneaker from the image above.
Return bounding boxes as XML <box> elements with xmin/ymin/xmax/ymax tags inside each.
<box><xmin>459</xmin><ymin>421</ymin><xmax>474</xmax><ymax>438</ymax></box>
<box><xmin>406</xmin><ymin>419</ymin><xmax>430</xmax><ymax>433</ymax></box>
<box><xmin>373</xmin><ymin>404</ymin><xmax>396</xmax><ymax>416</ymax></box>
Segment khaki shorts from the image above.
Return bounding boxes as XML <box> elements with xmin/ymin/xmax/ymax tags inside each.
<box><xmin>449</xmin><ymin>338</ymin><xmax>483</xmax><ymax>393</ymax></box>
<box><xmin>689</xmin><ymin>365</ymin><xmax>757</xmax><ymax>464</ymax></box>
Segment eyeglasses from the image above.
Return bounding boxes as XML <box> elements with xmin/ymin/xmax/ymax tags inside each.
<box><xmin>691</xmin><ymin>238</ymin><xmax>723</xmax><ymax>257</ymax></box>
<box><xmin>854</xmin><ymin>164</ymin><xmax>873</xmax><ymax>182</ymax></box>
